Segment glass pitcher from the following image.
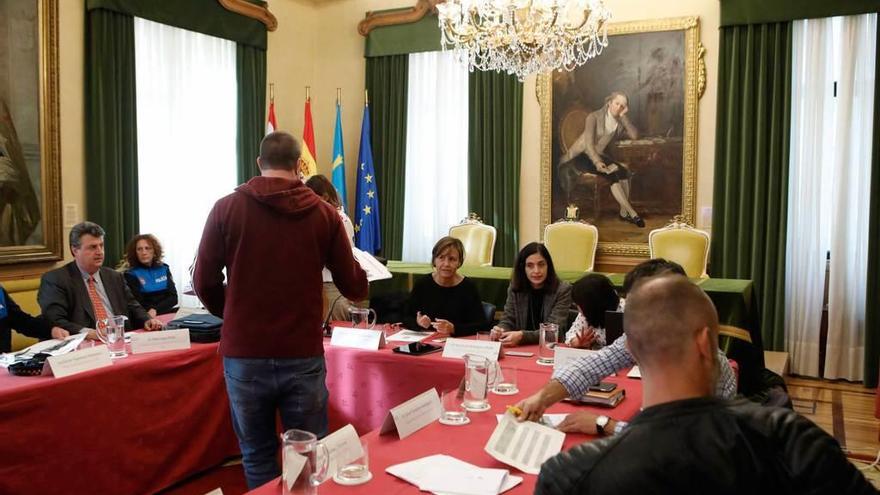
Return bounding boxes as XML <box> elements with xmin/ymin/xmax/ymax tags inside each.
<box><xmin>349</xmin><ymin>307</ymin><xmax>377</xmax><ymax>329</ymax></box>
<box><xmin>281</xmin><ymin>429</ymin><xmax>329</xmax><ymax>495</ymax></box>
<box><xmin>96</xmin><ymin>315</ymin><xmax>128</xmax><ymax>359</ymax></box>
<box><xmin>462</xmin><ymin>354</ymin><xmax>496</xmax><ymax>412</ymax></box>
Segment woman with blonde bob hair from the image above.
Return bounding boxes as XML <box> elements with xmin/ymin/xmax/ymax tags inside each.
<box><xmin>403</xmin><ymin>236</ymin><xmax>487</xmax><ymax>336</ymax></box>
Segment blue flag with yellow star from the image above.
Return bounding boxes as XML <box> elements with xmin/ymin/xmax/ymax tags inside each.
<box><xmin>331</xmin><ymin>102</ymin><xmax>348</xmax><ymax>211</ymax></box>
<box><xmin>354</xmin><ymin>104</ymin><xmax>381</xmax><ymax>254</ymax></box>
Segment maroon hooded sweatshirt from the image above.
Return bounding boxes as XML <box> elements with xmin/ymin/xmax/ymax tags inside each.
<box><xmin>194</xmin><ymin>176</ymin><xmax>368</xmax><ymax>358</ymax></box>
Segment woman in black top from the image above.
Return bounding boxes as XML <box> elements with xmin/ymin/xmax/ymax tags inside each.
<box><xmin>122</xmin><ymin>234</ymin><xmax>178</xmax><ymax>317</ymax></box>
<box><xmin>403</xmin><ymin>237</ymin><xmax>487</xmax><ymax>337</ymax></box>
<box><xmin>491</xmin><ymin>242</ymin><xmax>572</xmax><ymax>346</ymax></box>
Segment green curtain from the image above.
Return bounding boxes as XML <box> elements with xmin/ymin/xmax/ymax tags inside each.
<box><xmin>468</xmin><ymin>71</ymin><xmax>523</xmax><ymax>267</ymax></box>
<box><xmin>365</xmin><ymin>14</ymin><xmax>441</xmax><ymax>57</ymax></box>
<box><xmin>864</xmin><ymin>24</ymin><xmax>880</xmax><ymax>388</ymax></box>
<box><xmin>365</xmin><ymin>55</ymin><xmax>409</xmax><ymax>260</ymax></box>
<box><xmin>710</xmin><ymin>22</ymin><xmax>793</xmax><ymax>356</ymax></box>
<box><xmin>86</xmin><ymin>0</ymin><xmax>267</xmax><ymax>49</ymax></box>
<box><xmin>85</xmin><ymin>9</ymin><xmax>139</xmax><ymax>267</ymax></box>
<box><xmin>721</xmin><ymin>0</ymin><xmax>880</xmax><ymax>27</ymax></box>
<box><xmin>236</xmin><ymin>44</ymin><xmax>266</xmax><ymax>184</ymax></box>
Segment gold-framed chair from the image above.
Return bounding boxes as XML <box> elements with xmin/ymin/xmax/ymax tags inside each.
<box><xmin>448</xmin><ymin>213</ymin><xmax>497</xmax><ymax>267</ymax></box>
<box><xmin>648</xmin><ymin>217</ymin><xmax>710</xmax><ymax>278</ymax></box>
<box><xmin>543</xmin><ymin>219</ymin><xmax>599</xmax><ymax>272</ymax></box>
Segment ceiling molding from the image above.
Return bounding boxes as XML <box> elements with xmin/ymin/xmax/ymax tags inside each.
<box><xmin>358</xmin><ymin>0</ymin><xmax>441</xmax><ymax>36</ymax></box>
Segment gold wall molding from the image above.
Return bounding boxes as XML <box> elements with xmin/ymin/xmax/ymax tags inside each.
<box><xmin>218</xmin><ymin>0</ymin><xmax>277</xmax><ymax>31</ymax></box>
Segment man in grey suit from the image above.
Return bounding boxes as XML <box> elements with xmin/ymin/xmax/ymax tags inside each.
<box><xmin>38</xmin><ymin>222</ymin><xmax>164</xmax><ymax>336</ymax></box>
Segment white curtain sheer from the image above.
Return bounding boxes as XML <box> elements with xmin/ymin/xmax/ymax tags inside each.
<box><xmin>134</xmin><ymin>18</ymin><xmax>237</xmax><ymax>307</ymax></box>
<box><xmin>786</xmin><ymin>14</ymin><xmax>876</xmax><ymax>380</ymax></box>
<box><xmin>401</xmin><ymin>51</ymin><xmax>469</xmax><ymax>262</ymax></box>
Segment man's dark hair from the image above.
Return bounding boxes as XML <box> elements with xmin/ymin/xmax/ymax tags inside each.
<box><xmin>69</xmin><ymin>221</ymin><xmax>105</xmax><ymax>249</ymax></box>
<box><xmin>258</xmin><ymin>131</ymin><xmax>301</xmax><ymax>171</ymax></box>
<box><xmin>511</xmin><ymin>242</ymin><xmax>559</xmax><ymax>292</ymax></box>
<box><xmin>571</xmin><ymin>273</ymin><xmax>619</xmax><ymax>328</ymax></box>
<box><xmin>622</xmin><ymin>258</ymin><xmax>686</xmax><ymax>295</ymax></box>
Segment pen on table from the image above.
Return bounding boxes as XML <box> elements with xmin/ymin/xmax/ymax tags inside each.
<box><xmin>506</xmin><ymin>405</ymin><xmax>523</xmax><ymax>417</ymax></box>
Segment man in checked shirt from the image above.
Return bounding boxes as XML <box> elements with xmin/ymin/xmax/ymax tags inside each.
<box><xmin>514</xmin><ymin>259</ymin><xmax>737</xmax><ymax>436</ymax></box>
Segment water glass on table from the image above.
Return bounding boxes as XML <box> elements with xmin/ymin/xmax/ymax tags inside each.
<box><xmin>537</xmin><ymin>322</ymin><xmax>558</xmax><ymax>365</ymax></box>
<box><xmin>439</xmin><ymin>388</ymin><xmax>470</xmax><ymax>425</ymax></box>
<box><xmin>333</xmin><ymin>439</ymin><xmax>372</xmax><ymax>485</ymax></box>
<box><xmin>492</xmin><ymin>365</ymin><xmax>518</xmax><ymax>395</ymax></box>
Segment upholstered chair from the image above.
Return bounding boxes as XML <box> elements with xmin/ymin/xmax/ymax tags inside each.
<box><xmin>448</xmin><ymin>213</ymin><xmax>497</xmax><ymax>267</ymax></box>
<box><xmin>648</xmin><ymin>217</ymin><xmax>711</xmax><ymax>278</ymax></box>
<box><xmin>543</xmin><ymin>220</ymin><xmax>599</xmax><ymax>272</ymax></box>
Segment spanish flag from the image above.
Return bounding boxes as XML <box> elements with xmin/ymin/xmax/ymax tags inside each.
<box><xmin>301</xmin><ymin>97</ymin><xmax>318</xmax><ymax>179</ymax></box>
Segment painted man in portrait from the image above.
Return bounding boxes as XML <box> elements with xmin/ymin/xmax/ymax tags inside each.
<box><xmin>557</xmin><ymin>91</ymin><xmax>644</xmax><ymax>228</ymax></box>
<box><xmin>0</xmin><ymin>99</ymin><xmax>40</xmax><ymax>246</ymax></box>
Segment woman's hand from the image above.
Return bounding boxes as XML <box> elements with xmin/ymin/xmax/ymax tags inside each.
<box><xmin>498</xmin><ymin>330</ymin><xmax>524</xmax><ymax>347</ymax></box>
<box><xmin>147</xmin><ymin>308</ymin><xmax>158</xmax><ymax>319</ymax></box>
<box><xmin>490</xmin><ymin>325</ymin><xmax>505</xmax><ymax>341</ymax></box>
<box><xmin>431</xmin><ymin>318</ymin><xmax>455</xmax><ymax>336</ymax></box>
<box><xmin>416</xmin><ymin>311</ymin><xmax>432</xmax><ymax>329</ymax></box>
<box><xmin>570</xmin><ymin>326</ymin><xmax>597</xmax><ymax>349</ymax></box>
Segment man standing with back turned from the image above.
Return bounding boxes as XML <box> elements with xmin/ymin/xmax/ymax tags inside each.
<box><xmin>194</xmin><ymin>132</ymin><xmax>368</xmax><ymax>489</ymax></box>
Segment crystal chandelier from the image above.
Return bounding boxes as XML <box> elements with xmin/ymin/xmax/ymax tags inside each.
<box><xmin>437</xmin><ymin>0</ymin><xmax>611</xmax><ymax>81</ymax></box>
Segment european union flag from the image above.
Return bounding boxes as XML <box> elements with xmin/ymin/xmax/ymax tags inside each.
<box><xmin>331</xmin><ymin>102</ymin><xmax>348</xmax><ymax>211</ymax></box>
<box><xmin>354</xmin><ymin>104</ymin><xmax>381</xmax><ymax>254</ymax></box>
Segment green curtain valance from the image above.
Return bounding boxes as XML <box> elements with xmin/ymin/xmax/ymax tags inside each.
<box><xmin>86</xmin><ymin>0</ymin><xmax>267</xmax><ymax>49</ymax></box>
<box><xmin>721</xmin><ymin>0</ymin><xmax>880</xmax><ymax>27</ymax></box>
<box><xmin>365</xmin><ymin>13</ymin><xmax>441</xmax><ymax>57</ymax></box>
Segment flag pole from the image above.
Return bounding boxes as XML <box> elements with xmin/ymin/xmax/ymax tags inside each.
<box><xmin>306</xmin><ymin>85</ymin><xmax>310</xmax><ymax>102</ymax></box>
<box><xmin>337</xmin><ymin>88</ymin><xmax>341</xmax><ymax>106</ymax></box>
<box><xmin>269</xmin><ymin>83</ymin><xmax>275</xmax><ymax>103</ymax></box>
<box><xmin>365</xmin><ymin>89</ymin><xmax>369</xmax><ymax>107</ymax></box>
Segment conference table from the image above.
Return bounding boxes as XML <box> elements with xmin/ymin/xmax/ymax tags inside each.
<box><xmin>251</xmin><ymin>330</ymin><xmax>645</xmax><ymax>494</ymax></box>
<box><xmin>372</xmin><ymin>261</ymin><xmax>762</xmax><ymax>348</ymax></box>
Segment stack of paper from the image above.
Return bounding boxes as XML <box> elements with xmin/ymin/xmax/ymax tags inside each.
<box><xmin>0</xmin><ymin>333</ymin><xmax>87</xmax><ymax>368</ymax></box>
<box><xmin>386</xmin><ymin>454</ymin><xmax>522</xmax><ymax>495</ymax></box>
<box><xmin>485</xmin><ymin>413</ymin><xmax>565</xmax><ymax>475</ymax></box>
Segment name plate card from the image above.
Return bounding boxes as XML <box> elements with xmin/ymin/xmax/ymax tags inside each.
<box><xmin>379</xmin><ymin>388</ymin><xmax>441</xmax><ymax>439</ymax></box>
<box><xmin>46</xmin><ymin>346</ymin><xmax>113</xmax><ymax>378</ymax></box>
<box><xmin>553</xmin><ymin>346</ymin><xmax>596</xmax><ymax>373</ymax></box>
<box><xmin>323</xmin><ymin>424</ymin><xmax>365</xmax><ymax>475</ymax></box>
<box><xmin>131</xmin><ymin>329</ymin><xmax>192</xmax><ymax>354</ymax></box>
<box><xmin>441</xmin><ymin>338</ymin><xmax>501</xmax><ymax>361</ymax></box>
<box><xmin>330</xmin><ymin>326</ymin><xmax>386</xmax><ymax>350</ymax></box>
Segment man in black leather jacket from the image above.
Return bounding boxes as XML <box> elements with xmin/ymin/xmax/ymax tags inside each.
<box><xmin>536</xmin><ymin>275</ymin><xmax>877</xmax><ymax>495</ymax></box>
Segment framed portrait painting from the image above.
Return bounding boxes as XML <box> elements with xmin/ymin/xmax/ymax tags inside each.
<box><xmin>539</xmin><ymin>16</ymin><xmax>705</xmax><ymax>257</ymax></box>
<box><xmin>0</xmin><ymin>0</ymin><xmax>62</xmax><ymax>264</ymax></box>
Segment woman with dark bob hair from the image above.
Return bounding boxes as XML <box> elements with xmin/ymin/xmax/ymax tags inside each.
<box><xmin>564</xmin><ymin>273</ymin><xmax>620</xmax><ymax>349</ymax></box>
<box><xmin>122</xmin><ymin>234</ymin><xmax>178</xmax><ymax>317</ymax></box>
<box><xmin>491</xmin><ymin>242</ymin><xmax>572</xmax><ymax>346</ymax></box>
<box><xmin>403</xmin><ymin>236</ymin><xmax>487</xmax><ymax>337</ymax></box>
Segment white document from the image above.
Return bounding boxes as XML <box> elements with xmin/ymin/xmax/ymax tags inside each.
<box><xmin>386</xmin><ymin>329</ymin><xmax>430</xmax><ymax>343</ymax></box>
<box><xmin>553</xmin><ymin>346</ymin><xmax>596</xmax><ymax>373</ymax></box>
<box><xmin>485</xmin><ymin>413</ymin><xmax>565</xmax><ymax>475</ymax></box>
<box><xmin>283</xmin><ymin>450</ymin><xmax>307</xmax><ymax>491</ymax></box>
<box><xmin>330</xmin><ymin>326</ymin><xmax>386</xmax><ymax>350</ymax></box>
<box><xmin>379</xmin><ymin>388</ymin><xmax>441</xmax><ymax>439</ymax></box>
<box><xmin>495</xmin><ymin>414</ymin><xmax>567</xmax><ymax>429</ymax></box>
<box><xmin>130</xmin><ymin>329</ymin><xmax>191</xmax><ymax>354</ymax></box>
<box><xmin>46</xmin><ymin>345</ymin><xmax>114</xmax><ymax>378</ymax></box>
<box><xmin>352</xmin><ymin>247</ymin><xmax>392</xmax><ymax>282</ymax></box>
<box><xmin>387</xmin><ymin>454</ymin><xmax>522</xmax><ymax>495</ymax></box>
<box><xmin>1</xmin><ymin>334</ymin><xmax>89</xmax><ymax>368</ymax></box>
<box><xmin>627</xmin><ymin>365</ymin><xmax>641</xmax><ymax>378</ymax></box>
<box><xmin>322</xmin><ymin>424</ymin><xmax>364</xmax><ymax>475</ymax></box>
<box><xmin>441</xmin><ymin>338</ymin><xmax>501</xmax><ymax>361</ymax></box>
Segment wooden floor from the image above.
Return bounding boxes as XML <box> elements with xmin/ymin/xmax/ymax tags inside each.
<box><xmin>786</xmin><ymin>376</ymin><xmax>879</xmax><ymax>458</ymax></box>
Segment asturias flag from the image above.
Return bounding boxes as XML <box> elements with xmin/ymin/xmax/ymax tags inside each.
<box><xmin>301</xmin><ymin>97</ymin><xmax>318</xmax><ymax>179</ymax></box>
<box><xmin>331</xmin><ymin>102</ymin><xmax>348</xmax><ymax>211</ymax></box>
<box><xmin>354</xmin><ymin>104</ymin><xmax>380</xmax><ymax>254</ymax></box>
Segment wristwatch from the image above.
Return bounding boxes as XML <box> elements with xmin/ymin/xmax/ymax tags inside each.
<box><xmin>595</xmin><ymin>415</ymin><xmax>610</xmax><ymax>435</ymax></box>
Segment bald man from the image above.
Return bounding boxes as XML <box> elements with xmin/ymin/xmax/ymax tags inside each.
<box><xmin>535</xmin><ymin>275</ymin><xmax>876</xmax><ymax>495</ymax></box>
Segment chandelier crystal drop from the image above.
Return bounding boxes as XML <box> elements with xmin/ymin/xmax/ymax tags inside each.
<box><xmin>437</xmin><ymin>0</ymin><xmax>612</xmax><ymax>81</ymax></box>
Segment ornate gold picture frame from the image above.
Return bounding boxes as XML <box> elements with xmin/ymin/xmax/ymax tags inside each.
<box><xmin>539</xmin><ymin>16</ymin><xmax>704</xmax><ymax>258</ymax></box>
<box><xmin>0</xmin><ymin>0</ymin><xmax>62</xmax><ymax>264</ymax></box>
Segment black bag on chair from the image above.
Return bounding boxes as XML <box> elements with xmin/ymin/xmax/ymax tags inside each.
<box><xmin>166</xmin><ymin>313</ymin><xmax>223</xmax><ymax>343</ymax></box>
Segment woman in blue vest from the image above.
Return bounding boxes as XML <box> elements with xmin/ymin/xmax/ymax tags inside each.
<box><xmin>122</xmin><ymin>234</ymin><xmax>178</xmax><ymax>317</ymax></box>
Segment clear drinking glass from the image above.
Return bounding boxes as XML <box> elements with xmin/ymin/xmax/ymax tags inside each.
<box><xmin>475</xmin><ymin>331</ymin><xmax>492</xmax><ymax>341</ymax></box>
<box><xmin>462</xmin><ymin>354</ymin><xmax>492</xmax><ymax>412</ymax></box>
<box><xmin>334</xmin><ymin>440</ymin><xmax>371</xmax><ymax>484</ymax></box>
<box><xmin>439</xmin><ymin>388</ymin><xmax>469</xmax><ymax>425</ymax></box>
<box><xmin>281</xmin><ymin>429</ymin><xmax>330</xmax><ymax>495</ymax></box>
<box><xmin>349</xmin><ymin>307</ymin><xmax>377</xmax><ymax>329</ymax></box>
<box><xmin>538</xmin><ymin>323</ymin><xmax>559</xmax><ymax>365</ymax></box>
<box><xmin>492</xmin><ymin>365</ymin><xmax>519</xmax><ymax>395</ymax></box>
<box><xmin>96</xmin><ymin>315</ymin><xmax>128</xmax><ymax>359</ymax></box>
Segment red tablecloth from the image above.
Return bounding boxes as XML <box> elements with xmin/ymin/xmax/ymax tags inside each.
<box><xmin>250</xmin><ymin>363</ymin><xmax>643</xmax><ymax>495</ymax></box>
<box><xmin>0</xmin><ymin>325</ymin><xmax>240</xmax><ymax>495</ymax></box>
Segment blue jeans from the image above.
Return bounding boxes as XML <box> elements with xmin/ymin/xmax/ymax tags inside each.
<box><xmin>223</xmin><ymin>356</ymin><xmax>329</xmax><ymax>489</ymax></box>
